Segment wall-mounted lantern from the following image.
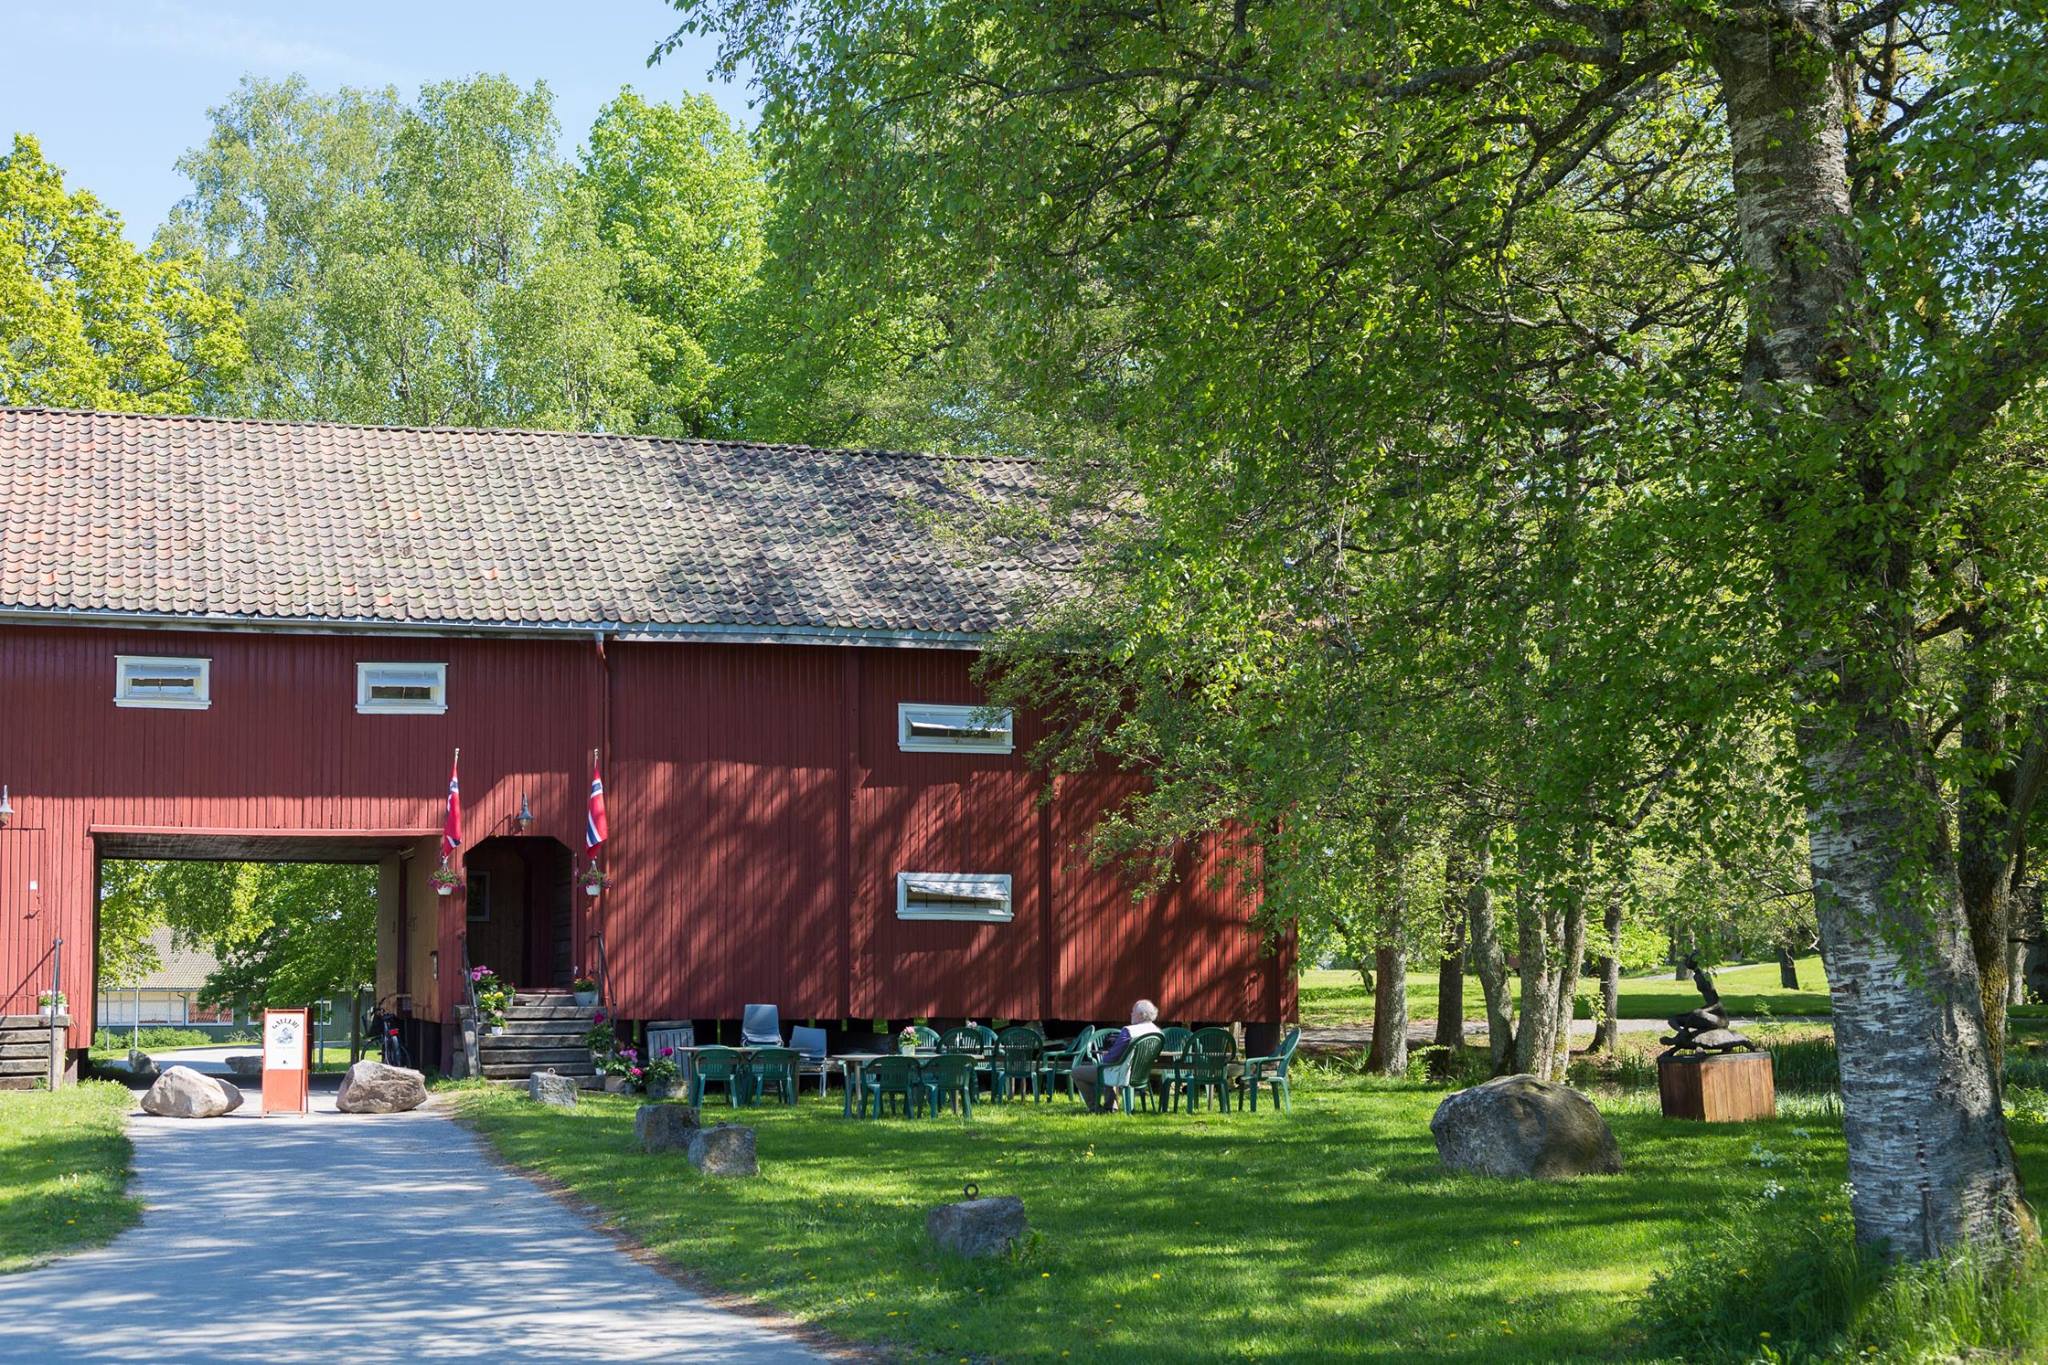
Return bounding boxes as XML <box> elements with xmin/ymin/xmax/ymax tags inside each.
<box><xmin>515</xmin><ymin>792</ymin><xmax>535</xmax><ymax>835</ymax></box>
<box><xmin>0</xmin><ymin>785</ymin><xmax>13</xmax><ymax>828</ymax></box>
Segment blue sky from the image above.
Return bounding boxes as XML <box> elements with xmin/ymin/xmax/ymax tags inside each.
<box><xmin>0</xmin><ymin>0</ymin><xmax>749</xmax><ymax>245</ymax></box>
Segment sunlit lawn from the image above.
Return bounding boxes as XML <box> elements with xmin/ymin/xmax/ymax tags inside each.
<box><xmin>1302</xmin><ymin>956</ymin><xmax>1838</xmax><ymax>1029</ymax></box>
<box><xmin>450</xmin><ymin>1069</ymin><xmax>2048</xmax><ymax>1362</ymax></box>
<box><xmin>0</xmin><ymin>1081</ymin><xmax>140</xmax><ymax>1273</ymax></box>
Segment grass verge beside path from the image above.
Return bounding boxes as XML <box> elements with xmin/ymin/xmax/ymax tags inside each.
<box><xmin>448</xmin><ymin>1074</ymin><xmax>2048</xmax><ymax>1363</ymax></box>
<box><xmin>0</xmin><ymin>1081</ymin><xmax>139</xmax><ymax>1273</ymax></box>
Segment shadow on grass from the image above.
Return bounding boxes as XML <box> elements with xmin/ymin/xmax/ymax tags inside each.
<box><xmin>445</xmin><ymin>1070</ymin><xmax>2022</xmax><ymax>1364</ymax></box>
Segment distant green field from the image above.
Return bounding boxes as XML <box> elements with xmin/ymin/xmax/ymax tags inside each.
<box><xmin>1300</xmin><ymin>956</ymin><xmax>1836</xmax><ymax>1028</ymax></box>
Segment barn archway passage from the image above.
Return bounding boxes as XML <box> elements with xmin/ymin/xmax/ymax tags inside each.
<box><xmin>92</xmin><ymin>830</ymin><xmax>434</xmax><ymax>1074</ymax></box>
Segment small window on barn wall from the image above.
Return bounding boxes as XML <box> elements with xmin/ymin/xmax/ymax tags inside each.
<box><xmin>896</xmin><ymin>872</ymin><xmax>1014</xmax><ymax>923</ymax></box>
<box><xmin>356</xmin><ymin>661</ymin><xmax>447</xmax><ymax>715</ymax></box>
<box><xmin>897</xmin><ymin>702</ymin><xmax>1014</xmax><ymax>754</ymax></box>
<box><xmin>114</xmin><ymin>655</ymin><xmax>211</xmax><ymax>709</ymax></box>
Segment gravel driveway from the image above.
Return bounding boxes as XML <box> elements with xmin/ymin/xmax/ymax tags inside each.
<box><xmin>0</xmin><ymin>1088</ymin><xmax>827</xmax><ymax>1363</ymax></box>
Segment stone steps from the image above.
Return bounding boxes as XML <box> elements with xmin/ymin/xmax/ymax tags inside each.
<box><xmin>473</xmin><ymin>992</ymin><xmax>599</xmax><ymax>1085</ymax></box>
<box><xmin>481</xmin><ymin>1061</ymin><xmax>597</xmax><ymax>1080</ymax></box>
<box><xmin>481</xmin><ymin>1055</ymin><xmax>598</xmax><ymax>1072</ymax></box>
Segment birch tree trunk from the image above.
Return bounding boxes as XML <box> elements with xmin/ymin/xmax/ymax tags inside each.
<box><xmin>1464</xmin><ymin>830</ymin><xmax>1516</xmax><ymax>1073</ymax></box>
<box><xmin>1547</xmin><ymin>873</ymin><xmax>1589</xmax><ymax>1080</ymax></box>
<box><xmin>1514</xmin><ymin>880</ymin><xmax>1562</xmax><ymax>1081</ymax></box>
<box><xmin>1366</xmin><ymin>944</ymin><xmax>1409</xmax><ymax>1075</ymax></box>
<box><xmin>1435</xmin><ymin>841</ymin><xmax>1470</xmax><ymax>1051</ymax></box>
<box><xmin>1713</xmin><ymin>7</ymin><xmax>2028</xmax><ymax>1257</ymax></box>
<box><xmin>1596</xmin><ymin>888</ymin><xmax>1624</xmax><ymax>1053</ymax></box>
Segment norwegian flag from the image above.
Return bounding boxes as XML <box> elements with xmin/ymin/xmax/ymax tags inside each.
<box><xmin>585</xmin><ymin>755</ymin><xmax>608</xmax><ymax>853</ymax></box>
<box><xmin>440</xmin><ymin>751</ymin><xmax>463</xmax><ymax>862</ymax></box>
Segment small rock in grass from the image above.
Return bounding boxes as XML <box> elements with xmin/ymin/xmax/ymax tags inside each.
<box><xmin>926</xmin><ymin>1196</ymin><xmax>1029</xmax><ymax>1259</ymax></box>
<box><xmin>528</xmin><ymin>1071</ymin><xmax>579</xmax><ymax>1108</ymax></box>
<box><xmin>636</xmin><ymin>1103</ymin><xmax>703</xmax><ymax>1152</ymax></box>
<box><xmin>687</xmin><ymin>1123</ymin><xmax>757</xmax><ymax>1176</ymax></box>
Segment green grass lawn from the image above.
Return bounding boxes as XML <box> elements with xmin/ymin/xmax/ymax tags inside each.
<box><xmin>0</xmin><ymin>1081</ymin><xmax>140</xmax><ymax>1273</ymax></box>
<box><xmin>1301</xmin><ymin>956</ymin><xmax>1838</xmax><ymax>1029</ymax></box>
<box><xmin>450</xmin><ymin>1071</ymin><xmax>2047</xmax><ymax>1363</ymax></box>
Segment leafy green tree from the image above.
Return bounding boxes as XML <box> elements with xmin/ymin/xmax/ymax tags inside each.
<box><xmin>667</xmin><ymin>0</ymin><xmax>2048</xmax><ymax>1260</ymax></box>
<box><xmin>97</xmin><ymin>860</ymin><xmax>374</xmax><ymax>1014</ymax></box>
<box><xmin>0</xmin><ymin>133</ymin><xmax>244</xmax><ymax>410</ymax></box>
<box><xmin>163</xmin><ymin>75</ymin><xmax>652</xmax><ymax>430</ymax></box>
<box><xmin>582</xmin><ymin>88</ymin><xmax>766</xmax><ymax>435</ymax></box>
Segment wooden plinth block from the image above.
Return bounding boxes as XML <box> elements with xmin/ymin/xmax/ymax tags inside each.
<box><xmin>1657</xmin><ymin>1050</ymin><xmax>1775</xmax><ymax>1122</ymax></box>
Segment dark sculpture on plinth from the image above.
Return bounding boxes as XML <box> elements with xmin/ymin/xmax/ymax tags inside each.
<box><xmin>1658</xmin><ymin>958</ymin><xmax>1759</xmax><ymax>1060</ymax></box>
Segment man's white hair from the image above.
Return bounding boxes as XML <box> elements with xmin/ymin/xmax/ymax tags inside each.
<box><xmin>1131</xmin><ymin>999</ymin><xmax>1159</xmax><ymax>1023</ymax></box>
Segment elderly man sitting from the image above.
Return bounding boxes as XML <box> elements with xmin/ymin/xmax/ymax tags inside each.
<box><xmin>1072</xmin><ymin>999</ymin><xmax>1164</xmax><ymax>1112</ymax></box>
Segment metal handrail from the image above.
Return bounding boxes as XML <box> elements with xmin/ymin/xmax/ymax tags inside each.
<box><xmin>461</xmin><ymin>939</ymin><xmax>480</xmax><ymax>1020</ymax></box>
<box><xmin>588</xmin><ymin>930</ymin><xmax>611</xmax><ymax>1009</ymax></box>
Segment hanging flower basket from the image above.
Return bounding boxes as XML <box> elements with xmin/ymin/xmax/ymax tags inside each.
<box><xmin>430</xmin><ymin>861</ymin><xmax>460</xmax><ymax>897</ymax></box>
<box><xmin>580</xmin><ymin>863</ymin><xmax>611</xmax><ymax>898</ymax></box>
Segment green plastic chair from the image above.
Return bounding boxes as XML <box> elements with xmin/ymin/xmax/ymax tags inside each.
<box><xmin>749</xmin><ymin>1047</ymin><xmax>801</xmax><ymax>1105</ymax></box>
<box><xmin>938</xmin><ymin>1025</ymin><xmax>985</xmax><ymax>1056</ymax></box>
<box><xmin>1115</xmin><ymin>1033</ymin><xmax>1167</xmax><ymax>1114</ymax></box>
<box><xmin>863</xmin><ymin>1054</ymin><xmax>926</xmax><ymax>1118</ymax></box>
<box><xmin>1237</xmin><ymin>1028</ymin><xmax>1301</xmax><ymax>1113</ymax></box>
<box><xmin>1155</xmin><ymin>1025</ymin><xmax>1194</xmax><ymax>1101</ymax></box>
<box><xmin>690</xmin><ymin>1046</ymin><xmax>745</xmax><ymax>1107</ymax></box>
<box><xmin>991</xmin><ymin>1026</ymin><xmax>1044</xmax><ymax>1102</ymax></box>
<box><xmin>905</xmin><ymin>1025</ymin><xmax>942</xmax><ymax>1051</ymax></box>
<box><xmin>1038</xmin><ymin>1025</ymin><xmax>1097</xmax><ymax>1101</ymax></box>
<box><xmin>1179</xmin><ymin>1040</ymin><xmax>1235</xmax><ymax>1113</ymax></box>
<box><xmin>922</xmin><ymin>1052</ymin><xmax>978</xmax><ymax>1117</ymax></box>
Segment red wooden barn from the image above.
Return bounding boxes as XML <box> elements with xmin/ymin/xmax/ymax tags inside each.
<box><xmin>0</xmin><ymin>408</ymin><xmax>1289</xmax><ymax>1073</ymax></box>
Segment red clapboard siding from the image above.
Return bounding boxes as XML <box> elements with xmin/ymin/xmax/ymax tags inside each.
<box><xmin>0</xmin><ymin>624</ymin><xmax>1283</xmax><ymax>1043</ymax></box>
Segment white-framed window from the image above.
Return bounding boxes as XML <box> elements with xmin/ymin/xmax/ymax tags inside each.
<box><xmin>897</xmin><ymin>702</ymin><xmax>1014</xmax><ymax>754</ymax></box>
<box><xmin>356</xmin><ymin>661</ymin><xmax>447</xmax><ymax>715</ymax></box>
<box><xmin>896</xmin><ymin>872</ymin><xmax>1014</xmax><ymax>923</ymax></box>
<box><xmin>114</xmin><ymin>655</ymin><xmax>211</xmax><ymax>709</ymax></box>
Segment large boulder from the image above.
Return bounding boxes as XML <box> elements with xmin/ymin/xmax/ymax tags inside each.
<box><xmin>528</xmin><ymin>1071</ymin><xmax>580</xmax><ymax>1108</ymax></box>
<box><xmin>926</xmin><ymin>1197</ymin><xmax>1029</xmax><ymax>1259</ymax></box>
<box><xmin>336</xmin><ymin>1061</ymin><xmax>428</xmax><ymax>1114</ymax></box>
<box><xmin>636</xmin><ymin>1103</ymin><xmax>702</xmax><ymax>1152</ymax></box>
<box><xmin>142</xmin><ymin>1066</ymin><xmax>242</xmax><ymax>1119</ymax></box>
<box><xmin>225</xmin><ymin>1054</ymin><xmax>263</xmax><ymax>1079</ymax></box>
<box><xmin>1430</xmin><ymin>1075</ymin><xmax>1622</xmax><ymax>1180</ymax></box>
<box><xmin>686</xmin><ymin>1123</ymin><xmax>757</xmax><ymax>1176</ymax></box>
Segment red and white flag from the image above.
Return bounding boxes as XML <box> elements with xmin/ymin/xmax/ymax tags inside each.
<box><xmin>585</xmin><ymin>754</ymin><xmax>608</xmax><ymax>853</ymax></box>
<box><xmin>440</xmin><ymin>750</ymin><xmax>463</xmax><ymax>862</ymax></box>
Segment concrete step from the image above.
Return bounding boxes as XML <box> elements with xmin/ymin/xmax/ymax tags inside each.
<box><xmin>489</xmin><ymin>1022</ymin><xmax>589</xmax><ymax>1039</ymax></box>
<box><xmin>511</xmin><ymin>992</ymin><xmax>584</xmax><ymax>1006</ymax></box>
<box><xmin>481</xmin><ymin>1055</ymin><xmax>598</xmax><ymax>1072</ymax></box>
<box><xmin>503</xmin><ymin>1003</ymin><xmax>593</xmax><ymax>1020</ymax></box>
<box><xmin>481</xmin><ymin>1061</ymin><xmax>596</xmax><ymax>1080</ymax></box>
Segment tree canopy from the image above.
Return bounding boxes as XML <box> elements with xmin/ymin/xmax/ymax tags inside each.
<box><xmin>665</xmin><ymin>0</ymin><xmax>2048</xmax><ymax>1260</ymax></box>
<box><xmin>0</xmin><ymin>133</ymin><xmax>245</xmax><ymax>411</ymax></box>
<box><xmin>160</xmin><ymin>74</ymin><xmax>765</xmax><ymax>434</ymax></box>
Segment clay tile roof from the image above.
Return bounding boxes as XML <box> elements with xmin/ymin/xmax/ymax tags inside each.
<box><xmin>0</xmin><ymin>408</ymin><xmax>1051</xmax><ymax>643</ymax></box>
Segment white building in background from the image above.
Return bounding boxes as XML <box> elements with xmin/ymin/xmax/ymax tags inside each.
<box><xmin>95</xmin><ymin>928</ymin><xmax>243</xmax><ymax>1032</ymax></box>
